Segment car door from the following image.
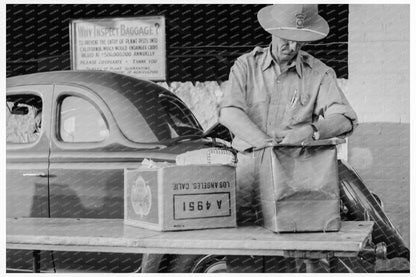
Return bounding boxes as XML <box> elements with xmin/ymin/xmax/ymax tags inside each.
<box><xmin>6</xmin><ymin>85</ymin><xmax>54</xmax><ymax>272</ymax></box>
<box><xmin>48</xmin><ymin>84</ymin><xmax>142</xmax><ymax>272</ymax></box>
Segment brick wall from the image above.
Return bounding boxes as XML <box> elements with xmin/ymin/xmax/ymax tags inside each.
<box><xmin>347</xmin><ymin>4</ymin><xmax>410</xmax><ymax>246</ymax></box>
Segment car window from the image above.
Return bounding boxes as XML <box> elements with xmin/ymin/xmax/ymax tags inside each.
<box><xmin>59</xmin><ymin>96</ymin><xmax>109</xmax><ymax>143</ymax></box>
<box><xmin>159</xmin><ymin>94</ymin><xmax>203</xmax><ymax>136</ymax></box>
<box><xmin>6</xmin><ymin>94</ymin><xmax>42</xmax><ymax>144</ymax></box>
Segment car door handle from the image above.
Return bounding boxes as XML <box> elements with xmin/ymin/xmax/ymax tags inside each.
<box><xmin>23</xmin><ymin>172</ymin><xmax>49</xmax><ymax>178</ymax></box>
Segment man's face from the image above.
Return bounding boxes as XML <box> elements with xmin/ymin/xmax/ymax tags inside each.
<box><xmin>271</xmin><ymin>35</ymin><xmax>304</xmax><ymax>63</ymax></box>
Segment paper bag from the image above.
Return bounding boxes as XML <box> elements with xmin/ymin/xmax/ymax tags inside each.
<box><xmin>256</xmin><ymin>144</ymin><xmax>341</xmax><ymax>233</ymax></box>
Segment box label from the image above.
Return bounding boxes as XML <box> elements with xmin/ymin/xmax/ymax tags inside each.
<box><xmin>125</xmin><ymin>171</ymin><xmax>159</xmax><ymax>224</ymax></box>
<box><xmin>173</xmin><ymin>192</ymin><xmax>231</xmax><ymax>220</ymax></box>
<box><xmin>130</xmin><ymin>175</ymin><xmax>152</xmax><ymax>217</ymax></box>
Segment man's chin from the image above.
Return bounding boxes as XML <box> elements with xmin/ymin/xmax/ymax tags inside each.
<box><xmin>280</xmin><ymin>55</ymin><xmax>294</xmax><ymax>62</ymax></box>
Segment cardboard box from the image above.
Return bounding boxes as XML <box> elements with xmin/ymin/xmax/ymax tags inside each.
<box><xmin>124</xmin><ymin>164</ymin><xmax>236</xmax><ymax>231</ymax></box>
<box><xmin>256</xmin><ymin>141</ymin><xmax>341</xmax><ymax>233</ymax></box>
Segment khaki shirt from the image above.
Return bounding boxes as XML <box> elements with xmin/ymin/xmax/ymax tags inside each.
<box><xmin>220</xmin><ymin>46</ymin><xmax>358</xmax><ymax>151</ymax></box>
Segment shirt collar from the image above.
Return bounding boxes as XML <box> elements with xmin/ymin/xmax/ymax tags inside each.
<box><xmin>262</xmin><ymin>45</ymin><xmax>312</xmax><ymax>78</ymax></box>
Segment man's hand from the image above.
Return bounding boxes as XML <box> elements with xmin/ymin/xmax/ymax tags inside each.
<box><xmin>252</xmin><ymin>137</ymin><xmax>279</xmax><ymax>150</ymax></box>
<box><xmin>273</xmin><ymin>125</ymin><xmax>314</xmax><ymax>145</ymax></box>
<box><xmin>219</xmin><ymin>107</ymin><xmax>273</xmax><ymax>149</ymax></box>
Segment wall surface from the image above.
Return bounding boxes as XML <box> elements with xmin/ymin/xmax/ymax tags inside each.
<box><xmin>347</xmin><ymin>4</ymin><xmax>410</xmax><ymax>246</ymax></box>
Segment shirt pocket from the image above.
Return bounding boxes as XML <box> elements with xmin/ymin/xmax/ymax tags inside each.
<box><xmin>286</xmin><ymin>92</ymin><xmax>313</xmax><ymax>126</ymax></box>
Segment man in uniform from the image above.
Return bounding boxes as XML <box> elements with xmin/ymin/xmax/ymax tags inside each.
<box><xmin>220</xmin><ymin>4</ymin><xmax>357</xmax><ymax>151</ymax></box>
<box><xmin>219</xmin><ymin>4</ymin><xmax>358</xmax><ymax>272</ymax></box>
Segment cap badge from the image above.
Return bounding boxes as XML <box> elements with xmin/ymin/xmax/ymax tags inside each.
<box><xmin>295</xmin><ymin>13</ymin><xmax>305</xmax><ymax>29</ymax></box>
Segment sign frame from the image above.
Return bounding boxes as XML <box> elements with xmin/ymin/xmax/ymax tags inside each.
<box><xmin>69</xmin><ymin>16</ymin><xmax>167</xmax><ymax>81</ymax></box>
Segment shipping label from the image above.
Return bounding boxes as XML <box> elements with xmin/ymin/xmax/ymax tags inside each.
<box><xmin>173</xmin><ymin>192</ymin><xmax>231</xmax><ymax>220</ymax></box>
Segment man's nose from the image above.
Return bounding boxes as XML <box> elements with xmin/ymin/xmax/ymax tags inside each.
<box><xmin>288</xmin><ymin>41</ymin><xmax>298</xmax><ymax>52</ymax></box>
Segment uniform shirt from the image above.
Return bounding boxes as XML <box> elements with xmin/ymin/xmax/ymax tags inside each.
<box><xmin>220</xmin><ymin>45</ymin><xmax>358</xmax><ymax>151</ymax></box>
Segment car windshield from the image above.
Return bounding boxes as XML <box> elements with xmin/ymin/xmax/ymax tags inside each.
<box><xmin>102</xmin><ymin>80</ymin><xmax>203</xmax><ymax>144</ymax></box>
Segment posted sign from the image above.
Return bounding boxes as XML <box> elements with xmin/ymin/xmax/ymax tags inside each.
<box><xmin>70</xmin><ymin>16</ymin><xmax>166</xmax><ymax>80</ymax></box>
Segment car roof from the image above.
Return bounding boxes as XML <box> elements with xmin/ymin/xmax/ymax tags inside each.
<box><xmin>6</xmin><ymin>70</ymin><xmax>170</xmax><ymax>95</ymax></box>
<box><xmin>7</xmin><ymin>70</ymin><xmax>203</xmax><ymax>143</ymax></box>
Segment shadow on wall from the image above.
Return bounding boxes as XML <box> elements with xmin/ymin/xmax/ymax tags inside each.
<box><xmin>348</xmin><ymin>122</ymin><xmax>410</xmax><ymax>247</ymax></box>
